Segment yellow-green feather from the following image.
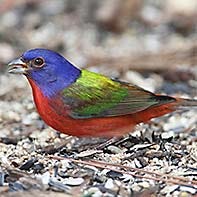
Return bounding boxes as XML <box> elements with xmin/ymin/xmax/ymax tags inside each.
<box><xmin>62</xmin><ymin>70</ymin><xmax>128</xmax><ymax>117</ymax></box>
<box><xmin>61</xmin><ymin>70</ymin><xmax>165</xmax><ymax>119</ymax></box>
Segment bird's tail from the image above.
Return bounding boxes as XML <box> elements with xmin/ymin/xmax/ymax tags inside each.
<box><xmin>131</xmin><ymin>95</ymin><xmax>197</xmax><ymax>125</ymax></box>
<box><xmin>175</xmin><ymin>98</ymin><xmax>197</xmax><ymax>107</ymax></box>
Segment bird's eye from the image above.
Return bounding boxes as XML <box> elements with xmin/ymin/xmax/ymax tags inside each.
<box><xmin>33</xmin><ymin>57</ymin><xmax>44</xmax><ymax>67</ymax></box>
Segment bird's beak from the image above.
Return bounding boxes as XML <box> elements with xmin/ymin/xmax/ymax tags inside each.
<box><xmin>8</xmin><ymin>58</ymin><xmax>28</xmax><ymax>74</ymax></box>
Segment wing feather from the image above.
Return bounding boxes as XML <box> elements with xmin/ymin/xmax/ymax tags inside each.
<box><xmin>57</xmin><ymin>70</ymin><xmax>169</xmax><ymax>119</ymax></box>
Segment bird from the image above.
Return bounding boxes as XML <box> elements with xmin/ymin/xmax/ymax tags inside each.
<box><xmin>8</xmin><ymin>48</ymin><xmax>197</xmax><ymax>137</ymax></box>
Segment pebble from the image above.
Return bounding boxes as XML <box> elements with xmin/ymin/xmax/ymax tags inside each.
<box><xmin>161</xmin><ymin>131</ymin><xmax>175</xmax><ymax>139</ymax></box>
<box><xmin>179</xmin><ymin>186</ymin><xmax>197</xmax><ymax>194</ymax></box>
<box><xmin>60</xmin><ymin>160</ymin><xmax>73</xmax><ymax>169</ymax></box>
<box><xmin>22</xmin><ymin>112</ymin><xmax>38</xmax><ymax>125</ymax></box>
<box><xmin>49</xmin><ymin>178</ymin><xmax>70</xmax><ymax>192</ymax></box>
<box><xmin>131</xmin><ymin>183</ymin><xmax>141</xmax><ymax>192</ymax></box>
<box><xmin>6</xmin><ymin>111</ymin><xmax>21</xmax><ymax>122</ymax></box>
<box><xmin>9</xmin><ymin>181</ymin><xmax>25</xmax><ymax>192</ymax></box>
<box><xmin>121</xmin><ymin>174</ymin><xmax>134</xmax><ymax>183</ymax></box>
<box><xmin>107</xmin><ymin>145</ymin><xmax>123</xmax><ymax>154</ymax></box>
<box><xmin>0</xmin><ymin>172</ymin><xmax>5</xmax><ymax>186</ymax></box>
<box><xmin>163</xmin><ymin>115</ymin><xmax>191</xmax><ymax>133</ymax></box>
<box><xmin>36</xmin><ymin>171</ymin><xmax>50</xmax><ymax>185</ymax></box>
<box><xmin>134</xmin><ymin>158</ymin><xmax>143</xmax><ymax>168</ymax></box>
<box><xmin>105</xmin><ymin>178</ymin><xmax>114</xmax><ymax>190</ymax></box>
<box><xmin>160</xmin><ymin>185</ymin><xmax>179</xmax><ymax>195</ymax></box>
<box><xmin>179</xmin><ymin>191</ymin><xmax>193</xmax><ymax>197</ymax></box>
<box><xmin>26</xmin><ymin>102</ymin><xmax>34</xmax><ymax>110</ymax></box>
<box><xmin>106</xmin><ymin>170</ymin><xmax>123</xmax><ymax>179</ymax></box>
<box><xmin>63</xmin><ymin>177</ymin><xmax>84</xmax><ymax>186</ymax></box>
<box><xmin>137</xmin><ymin>181</ymin><xmax>150</xmax><ymax>189</ymax></box>
<box><xmin>19</xmin><ymin>158</ymin><xmax>38</xmax><ymax>171</ymax></box>
<box><xmin>130</xmin><ymin>143</ymin><xmax>153</xmax><ymax>151</ymax></box>
<box><xmin>1</xmin><ymin>156</ymin><xmax>10</xmax><ymax>166</ymax></box>
<box><xmin>76</xmin><ymin>149</ymin><xmax>102</xmax><ymax>158</ymax></box>
<box><xmin>84</xmin><ymin>187</ymin><xmax>103</xmax><ymax>197</ymax></box>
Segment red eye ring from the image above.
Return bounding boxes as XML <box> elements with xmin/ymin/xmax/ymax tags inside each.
<box><xmin>33</xmin><ymin>57</ymin><xmax>44</xmax><ymax>67</ymax></box>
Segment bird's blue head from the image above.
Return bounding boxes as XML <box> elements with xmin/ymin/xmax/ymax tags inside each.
<box><xmin>8</xmin><ymin>48</ymin><xmax>81</xmax><ymax>97</ymax></box>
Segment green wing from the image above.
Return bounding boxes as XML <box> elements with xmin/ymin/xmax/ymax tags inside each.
<box><xmin>60</xmin><ymin>70</ymin><xmax>163</xmax><ymax>119</ymax></box>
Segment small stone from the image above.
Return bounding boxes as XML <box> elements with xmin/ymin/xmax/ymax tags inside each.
<box><xmin>9</xmin><ymin>181</ymin><xmax>25</xmax><ymax>192</ymax></box>
<box><xmin>63</xmin><ymin>177</ymin><xmax>84</xmax><ymax>186</ymax></box>
<box><xmin>36</xmin><ymin>171</ymin><xmax>50</xmax><ymax>185</ymax></box>
<box><xmin>138</xmin><ymin>181</ymin><xmax>150</xmax><ymax>189</ymax></box>
<box><xmin>160</xmin><ymin>185</ymin><xmax>179</xmax><ymax>195</ymax></box>
<box><xmin>84</xmin><ymin>187</ymin><xmax>103</xmax><ymax>197</ymax></box>
<box><xmin>60</xmin><ymin>160</ymin><xmax>73</xmax><ymax>169</ymax></box>
<box><xmin>22</xmin><ymin>117</ymin><xmax>33</xmax><ymax>125</ymax></box>
<box><xmin>121</xmin><ymin>174</ymin><xmax>134</xmax><ymax>183</ymax></box>
<box><xmin>107</xmin><ymin>145</ymin><xmax>123</xmax><ymax>154</ymax></box>
<box><xmin>19</xmin><ymin>158</ymin><xmax>38</xmax><ymax>171</ymax></box>
<box><xmin>173</xmin><ymin>191</ymin><xmax>181</xmax><ymax>196</ymax></box>
<box><xmin>161</xmin><ymin>132</ymin><xmax>175</xmax><ymax>139</ymax></box>
<box><xmin>26</xmin><ymin>103</ymin><xmax>34</xmax><ymax>110</ymax></box>
<box><xmin>77</xmin><ymin>149</ymin><xmax>102</xmax><ymax>158</ymax></box>
<box><xmin>49</xmin><ymin>178</ymin><xmax>69</xmax><ymax>192</ymax></box>
<box><xmin>130</xmin><ymin>144</ymin><xmax>153</xmax><ymax>151</ymax></box>
<box><xmin>163</xmin><ymin>115</ymin><xmax>190</xmax><ymax>133</ymax></box>
<box><xmin>179</xmin><ymin>191</ymin><xmax>191</xmax><ymax>197</ymax></box>
<box><xmin>6</xmin><ymin>111</ymin><xmax>21</xmax><ymax>122</ymax></box>
<box><xmin>1</xmin><ymin>156</ymin><xmax>10</xmax><ymax>166</ymax></box>
<box><xmin>22</xmin><ymin>112</ymin><xmax>39</xmax><ymax>125</ymax></box>
<box><xmin>106</xmin><ymin>170</ymin><xmax>123</xmax><ymax>179</ymax></box>
<box><xmin>134</xmin><ymin>158</ymin><xmax>143</xmax><ymax>168</ymax></box>
<box><xmin>179</xmin><ymin>186</ymin><xmax>197</xmax><ymax>194</ymax></box>
<box><xmin>0</xmin><ymin>172</ymin><xmax>5</xmax><ymax>186</ymax></box>
<box><xmin>131</xmin><ymin>183</ymin><xmax>141</xmax><ymax>192</ymax></box>
<box><xmin>105</xmin><ymin>178</ymin><xmax>114</xmax><ymax>190</ymax></box>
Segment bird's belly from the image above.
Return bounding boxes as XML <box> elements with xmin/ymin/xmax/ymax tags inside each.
<box><xmin>35</xmin><ymin>97</ymin><xmax>177</xmax><ymax>137</ymax></box>
<box><xmin>37</xmin><ymin>98</ymin><xmax>136</xmax><ymax>137</ymax></box>
<box><xmin>36</xmin><ymin>95</ymin><xmax>137</xmax><ymax>137</ymax></box>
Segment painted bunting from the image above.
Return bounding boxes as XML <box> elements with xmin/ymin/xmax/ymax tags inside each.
<box><xmin>8</xmin><ymin>49</ymin><xmax>197</xmax><ymax>137</ymax></box>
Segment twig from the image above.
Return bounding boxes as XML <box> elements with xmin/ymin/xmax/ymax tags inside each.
<box><xmin>48</xmin><ymin>155</ymin><xmax>197</xmax><ymax>187</ymax></box>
